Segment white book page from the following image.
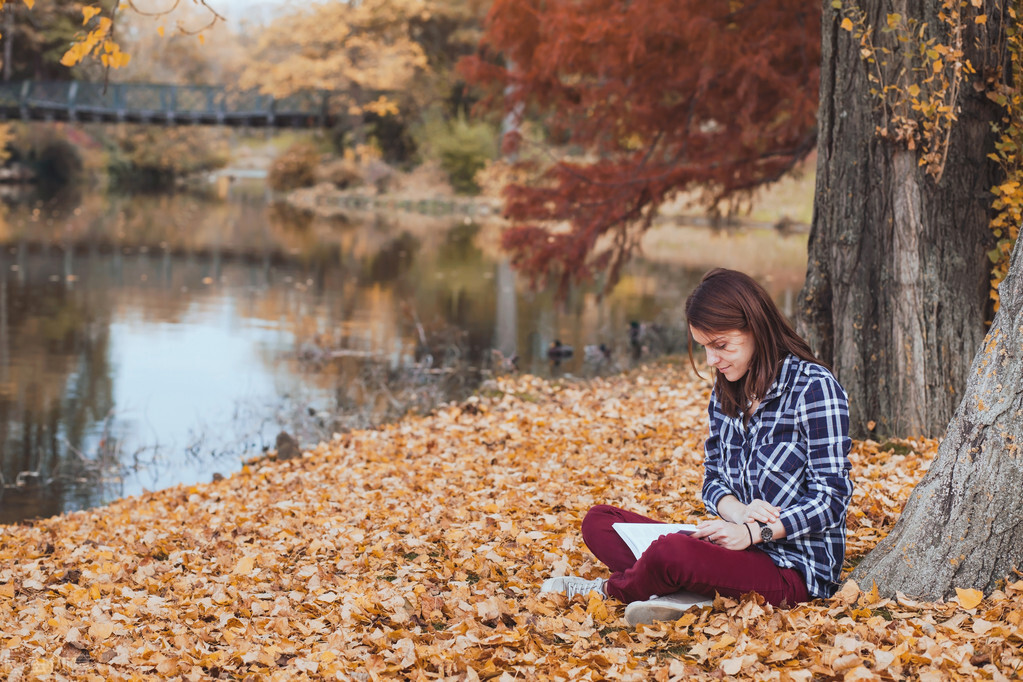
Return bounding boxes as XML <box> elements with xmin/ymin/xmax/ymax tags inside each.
<box><xmin>612</xmin><ymin>523</ymin><xmax>698</xmax><ymax>560</ymax></box>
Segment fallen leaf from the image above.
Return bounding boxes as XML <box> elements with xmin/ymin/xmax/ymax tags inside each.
<box><xmin>232</xmin><ymin>555</ymin><xmax>256</xmax><ymax>575</ymax></box>
<box><xmin>955</xmin><ymin>587</ymin><xmax>983</xmax><ymax>610</ymax></box>
<box><xmin>88</xmin><ymin>622</ymin><xmax>114</xmax><ymax>642</ymax></box>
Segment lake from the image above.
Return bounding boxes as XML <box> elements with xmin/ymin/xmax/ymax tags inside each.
<box><xmin>0</xmin><ymin>184</ymin><xmax>807</xmax><ymax>523</ymax></box>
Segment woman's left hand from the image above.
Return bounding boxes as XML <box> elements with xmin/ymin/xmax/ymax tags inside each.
<box><xmin>691</xmin><ymin>519</ymin><xmax>752</xmax><ymax>551</ymax></box>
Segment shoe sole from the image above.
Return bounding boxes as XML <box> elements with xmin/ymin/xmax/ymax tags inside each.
<box><xmin>624</xmin><ymin>600</ymin><xmax>712</xmax><ymax>626</ymax></box>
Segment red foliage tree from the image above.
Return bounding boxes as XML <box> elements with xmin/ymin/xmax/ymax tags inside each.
<box><xmin>461</xmin><ymin>0</ymin><xmax>821</xmax><ymax>293</ymax></box>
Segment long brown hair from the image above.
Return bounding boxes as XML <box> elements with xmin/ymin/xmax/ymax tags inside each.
<box><xmin>685</xmin><ymin>268</ymin><xmax>821</xmax><ymax>418</ymax></box>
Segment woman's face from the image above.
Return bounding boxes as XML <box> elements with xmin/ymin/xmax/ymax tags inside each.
<box><xmin>690</xmin><ymin>326</ymin><xmax>756</xmax><ymax>383</ymax></box>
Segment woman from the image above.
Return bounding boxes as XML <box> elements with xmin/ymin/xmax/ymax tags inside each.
<box><xmin>541</xmin><ymin>268</ymin><xmax>853</xmax><ymax>626</ymax></box>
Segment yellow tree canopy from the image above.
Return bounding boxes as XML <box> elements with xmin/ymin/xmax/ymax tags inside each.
<box><xmin>239</xmin><ymin>0</ymin><xmax>432</xmax><ymax>115</ymax></box>
<box><xmin>239</xmin><ymin>0</ymin><xmax>488</xmax><ymax>116</ymax></box>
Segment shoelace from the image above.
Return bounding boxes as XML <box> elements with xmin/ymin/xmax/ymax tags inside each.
<box><xmin>564</xmin><ymin>578</ymin><xmax>605</xmax><ymax>599</ymax></box>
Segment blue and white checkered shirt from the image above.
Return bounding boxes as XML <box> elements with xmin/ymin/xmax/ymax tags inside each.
<box><xmin>702</xmin><ymin>354</ymin><xmax>853</xmax><ymax>599</ymax></box>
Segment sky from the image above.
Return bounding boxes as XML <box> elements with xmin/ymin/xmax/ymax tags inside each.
<box><xmin>206</xmin><ymin>0</ymin><xmax>288</xmax><ymax>24</ymax></box>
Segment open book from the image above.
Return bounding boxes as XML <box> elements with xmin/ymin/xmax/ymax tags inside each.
<box><xmin>613</xmin><ymin>523</ymin><xmax>698</xmax><ymax>560</ymax></box>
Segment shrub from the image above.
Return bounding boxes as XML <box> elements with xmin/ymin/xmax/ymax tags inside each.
<box><xmin>104</xmin><ymin>125</ymin><xmax>230</xmax><ymax>192</ymax></box>
<box><xmin>317</xmin><ymin>157</ymin><xmax>364</xmax><ymax>189</ymax></box>
<box><xmin>437</xmin><ymin>115</ymin><xmax>498</xmax><ymax>194</ymax></box>
<box><xmin>421</xmin><ymin>113</ymin><xmax>498</xmax><ymax>195</ymax></box>
<box><xmin>268</xmin><ymin>141</ymin><xmax>321</xmax><ymax>191</ymax></box>
<box><xmin>34</xmin><ymin>137</ymin><xmax>83</xmax><ymax>188</ymax></box>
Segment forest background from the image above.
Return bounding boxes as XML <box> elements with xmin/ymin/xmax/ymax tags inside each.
<box><xmin>0</xmin><ymin>0</ymin><xmax>814</xmax><ymax>224</ymax></box>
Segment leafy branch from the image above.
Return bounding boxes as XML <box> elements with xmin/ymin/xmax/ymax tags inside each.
<box><xmin>836</xmin><ymin>0</ymin><xmax>979</xmax><ymax>181</ymax></box>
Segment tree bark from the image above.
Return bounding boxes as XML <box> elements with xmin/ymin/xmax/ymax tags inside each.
<box><xmin>851</xmin><ymin>240</ymin><xmax>1023</xmax><ymax>598</ymax></box>
<box><xmin>800</xmin><ymin>0</ymin><xmax>1006</xmax><ymax>438</ymax></box>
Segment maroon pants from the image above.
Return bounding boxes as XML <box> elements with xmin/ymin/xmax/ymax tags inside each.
<box><xmin>581</xmin><ymin>504</ymin><xmax>809</xmax><ymax>606</ymax></box>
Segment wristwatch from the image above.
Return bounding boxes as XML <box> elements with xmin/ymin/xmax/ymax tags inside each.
<box><xmin>758</xmin><ymin>522</ymin><xmax>774</xmax><ymax>543</ymax></box>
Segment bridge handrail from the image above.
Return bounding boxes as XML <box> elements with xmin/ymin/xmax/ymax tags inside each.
<box><xmin>0</xmin><ymin>80</ymin><xmax>364</xmax><ymax>126</ymax></box>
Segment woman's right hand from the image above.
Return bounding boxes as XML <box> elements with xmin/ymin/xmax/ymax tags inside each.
<box><xmin>742</xmin><ymin>499</ymin><xmax>781</xmax><ymax>525</ymax></box>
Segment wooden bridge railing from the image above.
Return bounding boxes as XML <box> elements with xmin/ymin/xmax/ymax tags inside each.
<box><xmin>0</xmin><ymin>81</ymin><xmax>346</xmax><ymax>128</ymax></box>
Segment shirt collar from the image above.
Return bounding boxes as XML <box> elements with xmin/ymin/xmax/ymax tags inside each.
<box><xmin>762</xmin><ymin>354</ymin><xmax>800</xmax><ymax>402</ymax></box>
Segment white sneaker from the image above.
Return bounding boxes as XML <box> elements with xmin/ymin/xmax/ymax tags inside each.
<box><xmin>624</xmin><ymin>591</ymin><xmax>713</xmax><ymax>626</ymax></box>
<box><xmin>539</xmin><ymin>576</ymin><xmax>607</xmax><ymax>599</ymax></box>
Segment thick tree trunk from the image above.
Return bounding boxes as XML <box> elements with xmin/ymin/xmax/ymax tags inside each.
<box><xmin>851</xmin><ymin>241</ymin><xmax>1023</xmax><ymax>598</ymax></box>
<box><xmin>800</xmin><ymin>0</ymin><xmax>1006</xmax><ymax>438</ymax></box>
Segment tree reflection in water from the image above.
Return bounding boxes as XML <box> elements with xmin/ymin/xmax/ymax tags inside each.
<box><xmin>0</xmin><ymin>188</ymin><xmax>806</xmax><ymax>523</ymax></box>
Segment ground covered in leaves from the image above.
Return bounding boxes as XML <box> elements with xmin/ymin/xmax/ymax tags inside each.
<box><xmin>2</xmin><ymin>361</ymin><xmax>1021</xmax><ymax>680</ymax></box>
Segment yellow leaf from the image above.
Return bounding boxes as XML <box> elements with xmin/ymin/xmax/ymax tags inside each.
<box><xmin>198</xmin><ymin>33</ymin><xmax>205</xmax><ymax>45</ymax></box>
<box><xmin>865</xmin><ymin>580</ymin><xmax>881</xmax><ymax>604</ymax></box>
<box><xmin>975</xmin><ymin>14</ymin><xmax>987</xmax><ymax>24</ymax></box>
<box><xmin>22</xmin><ymin>0</ymin><xmax>35</xmax><ymax>8</ymax></box>
<box><xmin>232</xmin><ymin>555</ymin><xmax>256</xmax><ymax>575</ymax></box>
<box><xmin>60</xmin><ymin>43</ymin><xmax>88</xmax><ymax>67</ymax></box>
<box><xmin>82</xmin><ymin>5</ymin><xmax>101</xmax><ymax>25</ymax></box>
<box><xmin>840</xmin><ymin>17</ymin><xmax>854</xmax><ymax>32</ymax></box>
<box><xmin>157</xmin><ymin>25</ymin><xmax>165</xmax><ymax>37</ymax></box>
<box><xmin>586</xmin><ymin>593</ymin><xmax>609</xmax><ymax>620</ymax></box>
<box><xmin>932</xmin><ymin>58</ymin><xmax>944</xmax><ymax>73</ymax></box>
<box><xmin>88</xmin><ymin>622</ymin><xmax>114</xmax><ymax>642</ymax></box>
<box><xmin>30</xmin><ymin>659</ymin><xmax>54</xmax><ymax>677</ymax></box>
<box><xmin>955</xmin><ymin>587</ymin><xmax>983</xmax><ymax>609</ymax></box>
<box><xmin>710</xmin><ymin>633</ymin><xmax>737</xmax><ymax>649</ymax></box>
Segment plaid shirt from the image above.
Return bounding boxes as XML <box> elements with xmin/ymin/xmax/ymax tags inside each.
<box><xmin>702</xmin><ymin>354</ymin><xmax>853</xmax><ymax>598</ymax></box>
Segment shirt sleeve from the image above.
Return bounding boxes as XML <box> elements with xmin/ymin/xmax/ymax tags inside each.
<box><xmin>777</xmin><ymin>374</ymin><xmax>853</xmax><ymax>540</ymax></box>
<box><xmin>701</xmin><ymin>392</ymin><xmax>734</xmax><ymax>516</ymax></box>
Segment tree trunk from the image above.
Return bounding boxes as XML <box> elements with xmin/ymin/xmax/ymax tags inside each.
<box><xmin>851</xmin><ymin>239</ymin><xmax>1023</xmax><ymax>598</ymax></box>
<box><xmin>800</xmin><ymin>0</ymin><xmax>1007</xmax><ymax>438</ymax></box>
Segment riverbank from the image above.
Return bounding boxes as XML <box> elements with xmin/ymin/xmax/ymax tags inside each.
<box><xmin>3</xmin><ymin>361</ymin><xmax>1018</xmax><ymax>680</ymax></box>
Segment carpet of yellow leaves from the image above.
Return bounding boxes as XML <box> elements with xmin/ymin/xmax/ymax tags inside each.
<box><xmin>2</xmin><ymin>361</ymin><xmax>1021</xmax><ymax>681</ymax></box>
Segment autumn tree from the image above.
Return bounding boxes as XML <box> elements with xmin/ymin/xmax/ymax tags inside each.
<box><xmin>800</xmin><ymin>0</ymin><xmax>1011</xmax><ymax>438</ymax></box>
<box><xmin>851</xmin><ymin>238</ymin><xmax>1023</xmax><ymax>599</ymax></box>
<box><xmin>811</xmin><ymin>0</ymin><xmax>1023</xmax><ymax>599</ymax></box>
<box><xmin>238</xmin><ymin>0</ymin><xmax>489</xmax><ymax>161</ymax></box>
<box><xmin>460</xmin><ymin>0</ymin><xmax>821</xmax><ymax>293</ymax></box>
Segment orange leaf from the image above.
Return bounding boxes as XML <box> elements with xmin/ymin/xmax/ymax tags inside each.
<box><xmin>955</xmin><ymin>587</ymin><xmax>983</xmax><ymax>609</ymax></box>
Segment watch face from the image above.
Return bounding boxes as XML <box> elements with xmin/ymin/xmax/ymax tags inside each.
<box><xmin>760</xmin><ymin>524</ymin><xmax>773</xmax><ymax>542</ymax></box>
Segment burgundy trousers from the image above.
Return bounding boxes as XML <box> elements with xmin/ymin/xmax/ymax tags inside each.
<box><xmin>581</xmin><ymin>504</ymin><xmax>809</xmax><ymax>606</ymax></box>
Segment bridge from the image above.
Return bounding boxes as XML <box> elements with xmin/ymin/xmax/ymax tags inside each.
<box><xmin>0</xmin><ymin>81</ymin><xmax>352</xmax><ymax>128</ymax></box>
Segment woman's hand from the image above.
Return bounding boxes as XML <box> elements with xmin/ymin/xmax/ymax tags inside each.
<box><xmin>742</xmin><ymin>499</ymin><xmax>781</xmax><ymax>525</ymax></box>
<box><xmin>692</xmin><ymin>519</ymin><xmax>752</xmax><ymax>551</ymax></box>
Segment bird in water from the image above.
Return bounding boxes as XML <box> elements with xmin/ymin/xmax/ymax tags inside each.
<box><xmin>547</xmin><ymin>339</ymin><xmax>574</xmax><ymax>363</ymax></box>
<box><xmin>584</xmin><ymin>343</ymin><xmax>612</xmax><ymax>363</ymax></box>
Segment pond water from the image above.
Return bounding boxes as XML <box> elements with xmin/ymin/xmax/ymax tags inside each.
<box><xmin>0</xmin><ymin>184</ymin><xmax>807</xmax><ymax>524</ymax></box>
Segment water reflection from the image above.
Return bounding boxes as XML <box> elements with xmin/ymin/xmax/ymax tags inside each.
<box><xmin>0</xmin><ymin>188</ymin><xmax>806</xmax><ymax>524</ymax></box>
